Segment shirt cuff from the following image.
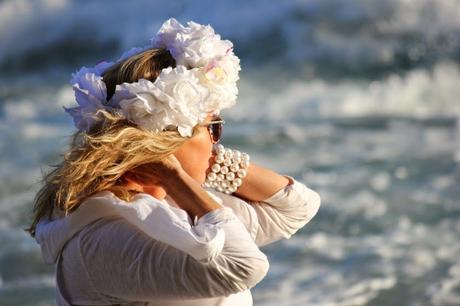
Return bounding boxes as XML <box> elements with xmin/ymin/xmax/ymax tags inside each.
<box><xmin>193</xmin><ymin>206</ymin><xmax>236</xmax><ymax>227</ymax></box>
<box><xmin>190</xmin><ymin>207</ymin><xmax>239</xmax><ymax>263</ymax></box>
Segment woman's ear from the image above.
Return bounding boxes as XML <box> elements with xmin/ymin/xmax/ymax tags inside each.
<box><xmin>123</xmin><ymin>171</ymin><xmax>134</xmax><ymax>182</ymax></box>
<box><xmin>122</xmin><ymin>171</ymin><xmax>141</xmax><ymax>186</ymax></box>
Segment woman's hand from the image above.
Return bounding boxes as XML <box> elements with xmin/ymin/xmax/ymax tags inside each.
<box><xmin>124</xmin><ymin>155</ymin><xmax>184</xmax><ymax>188</ymax></box>
<box><xmin>124</xmin><ymin>154</ymin><xmax>222</xmax><ymax>218</ymax></box>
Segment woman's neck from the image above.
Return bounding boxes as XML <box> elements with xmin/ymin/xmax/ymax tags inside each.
<box><xmin>124</xmin><ymin>180</ymin><xmax>167</xmax><ymax>200</ymax></box>
<box><xmin>144</xmin><ymin>185</ymin><xmax>167</xmax><ymax>200</ymax></box>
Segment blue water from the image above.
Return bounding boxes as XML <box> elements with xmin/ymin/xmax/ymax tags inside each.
<box><xmin>1</xmin><ymin>0</ymin><xmax>460</xmax><ymax>305</ymax></box>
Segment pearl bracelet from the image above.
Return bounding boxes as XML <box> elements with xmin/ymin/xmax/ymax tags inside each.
<box><xmin>203</xmin><ymin>144</ymin><xmax>250</xmax><ymax>194</ymax></box>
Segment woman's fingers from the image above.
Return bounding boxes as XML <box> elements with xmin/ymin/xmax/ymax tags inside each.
<box><xmin>126</xmin><ymin>155</ymin><xmax>184</xmax><ymax>187</ymax></box>
<box><xmin>161</xmin><ymin>155</ymin><xmax>183</xmax><ymax>172</ymax></box>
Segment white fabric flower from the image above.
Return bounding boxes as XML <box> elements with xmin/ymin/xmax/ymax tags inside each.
<box><xmin>153</xmin><ymin>66</ymin><xmax>209</xmax><ymax>136</ymax></box>
<box><xmin>65</xmin><ymin>18</ymin><xmax>241</xmax><ymax>137</ymax></box>
<box><xmin>65</xmin><ymin>71</ymin><xmax>110</xmax><ymax>132</ymax></box>
<box><xmin>215</xmin><ymin>53</ymin><xmax>241</xmax><ymax>83</ymax></box>
<box><xmin>70</xmin><ymin>61</ymin><xmax>114</xmax><ymax>84</ymax></box>
<box><xmin>198</xmin><ymin>55</ymin><xmax>241</xmax><ymax>111</ymax></box>
<box><xmin>116</xmin><ymin>80</ymin><xmax>176</xmax><ymax>134</ymax></box>
<box><xmin>113</xmin><ymin>66</ymin><xmax>209</xmax><ymax>137</ymax></box>
<box><xmin>154</xmin><ymin>18</ymin><xmax>234</xmax><ymax>68</ymax></box>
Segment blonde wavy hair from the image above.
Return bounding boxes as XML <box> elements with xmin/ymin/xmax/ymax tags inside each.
<box><xmin>27</xmin><ymin>48</ymin><xmax>196</xmax><ymax>237</ymax></box>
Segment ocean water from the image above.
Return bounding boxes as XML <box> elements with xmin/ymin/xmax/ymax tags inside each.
<box><xmin>1</xmin><ymin>0</ymin><xmax>460</xmax><ymax>305</ymax></box>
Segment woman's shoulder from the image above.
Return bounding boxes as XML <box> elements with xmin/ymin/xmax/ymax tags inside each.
<box><xmin>57</xmin><ymin>190</ymin><xmax>166</xmax><ymax>260</ymax></box>
<box><xmin>74</xmin><ymin>190</ymin><xmax>171</xmax><ymax>245</ymax></box>
<box><xmin>76</xmin><ymin>215</ymin><xmax>150</xmax><ymax>250</ymax></box>
<box><xmin>70</xmin><ymin>190</ymin><xmax>221</xmax><ymax>262</ymax></box>
<box><xmin>64</xmin><ymin>214</ymin><xmax>168</xmax><ymax>274</ymax></box>
<box><xmin>59</xmin><ymin>215</ymin><xmax>172</xmax><ymax>305</ymax></box>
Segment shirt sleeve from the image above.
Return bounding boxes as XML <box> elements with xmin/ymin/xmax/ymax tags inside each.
<box><xmin>251</xmin><ymin>175</ymin><xmax>321</xmax><ymax>246</ymax></box>
<box><xmin>208</xmin><ymin>176</ymin><xmax>321</xmax><ymax>247</ymax></box>
<box><xmin>76</xmin><ymin>207</ymin><xmax>270</xmax><ymax>303</ymax></box>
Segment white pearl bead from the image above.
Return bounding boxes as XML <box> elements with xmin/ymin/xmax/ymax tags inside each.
<box><xmin>208</xmin><ymin>145</ymin><xmax>251</xmax><ymax>194</ymax></box>
<box><xmin>215</xmin><ymin>155</ymin><xmax>224</xmax><ymax>163</ymax></box>
<box><xmin>233</xmin><ymin>178</ymin><xmax>242</xmax><ymax>187</ymax></box>
<box><xmin>229</xmin><ymin>163</ymin><xmax>239</xmax><ymax>172</ymax></box>
<box><xmin>232</xmin><ymin>156</ymin><xmax>241</xmax><ymax>164</ymax></box>
<box><xmin>224</xmin><ymin>148</ymin><xmax>233</xmax><ymax>158</ymax></box>
<box><xmin>226</xmin><ymin>172</ymin><xmax>235</xmax><ymax>181</ymax></box>
<box><xmin>240</xmin><ymin>160</ymin><xmax>250</xmax><ymax>168</ymax></box>
<box><xmin>237</xmin><ymin>169</ymin><xmax>247</xmax><ymax>178</ymax></box>
<box><xmin>211</xmin><ymin>164</ymin><xmax>221</xmax><ymax>173</ymax></box>
<box><xmin>215</xmin><ymin>144</ymin><xmax>225</xmax><ymax>154</ymax></box>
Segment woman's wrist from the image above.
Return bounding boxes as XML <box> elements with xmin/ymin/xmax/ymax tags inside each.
<box><xmin>204</xmin><ymin>144</ymin><xmax>250</xmax><ymax>194</ymax></box>
<box><xmin>165</xmin><ymin>168</ymin><xmax>222</xmax><ymax>219</ymax></box>
<box><xmin>233</xmin><ymin>163</ymin><xmax>291</xmax><ymax>202</ymax></box>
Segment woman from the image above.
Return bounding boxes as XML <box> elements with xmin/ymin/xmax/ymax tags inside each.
<box><xmin>28</xmin><ymin>18</ymin><xmax>321</xmax><ymax>306</ymax></box>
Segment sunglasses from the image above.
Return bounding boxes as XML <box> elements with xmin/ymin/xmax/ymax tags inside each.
<box><xmin>202</xmin><ymin>116</ymin><xmax>225</xmax><ymax>143</ymax></box>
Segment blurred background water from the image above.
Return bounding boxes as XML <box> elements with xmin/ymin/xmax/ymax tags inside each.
<box><xmin>1</xmin><ymin>0</ymin><xmax>460</xmax><ymax>305</ymax></box>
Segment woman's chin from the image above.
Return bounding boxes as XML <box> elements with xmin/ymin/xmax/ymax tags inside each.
<box><xmin>196</xmin><ymin>172</ymin><xmax>207</xmax><ymax>185</ymax></box>
<box><xmin>197</xmin><ymin>175</ymin><xmax>206</xmax><ymax>185</ymax></box>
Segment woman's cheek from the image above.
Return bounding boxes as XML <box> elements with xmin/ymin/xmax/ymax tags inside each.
<box><xmin>175</xmin><ymin>128</ymin><xmax>213</xmax><ymax>183</ymax></box>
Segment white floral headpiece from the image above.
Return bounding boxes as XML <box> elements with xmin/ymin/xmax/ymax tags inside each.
<box><xmin>64</xmin><ymin>18</ymin><xmax>240</xmax><ymax>137</ymax></box>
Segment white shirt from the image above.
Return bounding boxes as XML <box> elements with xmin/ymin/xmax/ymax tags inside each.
<box><xmin>34</xmin><ymin>176</ymin><xmax>321</xmax><ymax>306</ymax></box>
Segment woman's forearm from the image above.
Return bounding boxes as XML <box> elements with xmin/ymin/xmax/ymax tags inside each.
<box><xmin>233</xmin><ymin>163</ymin><xmax>291</xmax><ymax>202</ymax></box>
<box><xmin>165</xmin><ymin>169</ymin><xmax>222</xmax><ymax>219</ymax></box>
<box><xmin>164</xmin><ymin>163</ymin><xmax>291</xmax><ymax>216</ymax></box>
